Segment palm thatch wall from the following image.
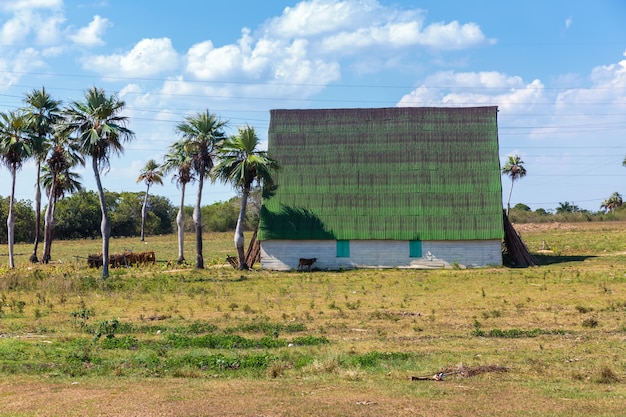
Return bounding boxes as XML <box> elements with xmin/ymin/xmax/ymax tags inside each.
<box><xmin>259</xmin><ymin>107</ymin><xmax>503</xmax><ymax>244</ymax></box>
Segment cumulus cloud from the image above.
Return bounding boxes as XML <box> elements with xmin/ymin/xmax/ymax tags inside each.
<box><xmin>0</xmin><ymin>0</ymin><xmax>62</xmax><ymax>13</ymax></box>
<box><xmin>397</xmin><ymin>70</ymin><xmax>544</xmax><ymax>111</ymax></box>
<box><xmin>185</xmin><ymin>28</ymin><xmax>340</xmax><ymax>95</ymax></box>
<box><xmin>0</xmin><ymin>0</ymin><xmax>64</xmax><ymax>45</ymax></box>
<box><xmin>68</xmin><ymin>15</ymin><xmax>110</xmax><ymax>46</ymax></box>
<box><xmin>556</xmin><ymin>53</ymin><xmax>626</xmax><ymax>108</ymax></box>
<box><xmin>83</xmin><ymin>38</ymin><xmax>180</xmax><ymax>77</ymax></box>
<box><xmin>0</xmin><ymin>48</ymin><xmax>45</xmax><ymax>90</ymax></box>
<box><xmin>182</xmin><ymin>0</ymin><xmax>490</xmax><ymax>99</ymax></box>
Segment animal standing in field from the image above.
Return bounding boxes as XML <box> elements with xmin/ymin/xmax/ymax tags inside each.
<box><xmin>298</xmin><ymin>257</ymin><xmax>317</xmax><ymax>271</ymax></box>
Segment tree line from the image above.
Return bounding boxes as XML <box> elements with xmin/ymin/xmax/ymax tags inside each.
<box><xmin>0</xmin><ymin>191</ymin><xmax>258</xmax><ymax>244</ymax></box>
<box><xmin>0</xmin><ymin>86</ymin><xmax>278</xmax><ymax>277</ymax></box>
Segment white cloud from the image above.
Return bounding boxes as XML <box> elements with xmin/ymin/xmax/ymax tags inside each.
<box><xmin>182</xmin><ymin>0</ymin><xmax>490</xmax><ymax>99</ymax></box>
<box><xmin>265</xmin><ymin>0</ymin><xmax>382</xmax><ymax>38</ymax></box>
<box><xmin>556</xmin><ymin>55</ymin><xmax>626</xmax><ymax>108</ymax></box>
<box><xmin>84</xmin><ymin>38</ymin><xmax>180</xmax><ymax>77</ymax></box>
<box><xmin>0</xmin><ymin>0</ymin><xmax>62</xmax><ymax>13</ymax></box>
<box><xmin>68</xmin><ymin>15</ymin><xmax>111</xmax><ymax>46</ymax></box>
<box><xmin>268</xmin><ymin>0</ymin><xmax>492</xmax><ymax>53</ymax></box>
<box><xmin>397</xmin><ymin>71</ymin><xmax>544</xmax><ymax>111</ymax></box>
<box><xmin>0</xmin><ymin>0</ymin><xmax>64</xmax><ymax>45</ymax></box>
<box><xmin>185</xmin><ymin>28</ymin><xmax>340</xmax><ymax>95</ymax></box>
<box><xmin>0</xmin><ymin>47</ymin><xmax>45</xmax><ymax>91</ymax></box>
<box><xmin>565</xmin><ymin>17</ymin><xmax>573</xmax><ymax>29</ymax></box>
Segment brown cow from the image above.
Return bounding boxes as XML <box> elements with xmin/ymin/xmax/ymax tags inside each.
<box><xmin>297</xmin><ymin>257</ymin><xmax>317</xmax><ymax>271</ymax></box>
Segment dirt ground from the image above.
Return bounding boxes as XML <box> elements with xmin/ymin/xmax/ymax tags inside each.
<box><xmin>1</xmin><ymin>376</ymin><xmax>620</xmax><ymax>417</ymax></box>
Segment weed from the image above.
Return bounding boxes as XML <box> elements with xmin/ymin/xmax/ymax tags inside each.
<box><xmin>597</xmin><ymin>366</ymin><xmax>620</xmax><ymax>384</ymax></box>
<box><xmin>70</xmin><ymin>300</ymin><xmax>93</xmax><ymax>329</ymax></box>
<box><xmin>582</xmin><ymin>316</ymin><xmax>599</xmax><ymax>328</ymax></box>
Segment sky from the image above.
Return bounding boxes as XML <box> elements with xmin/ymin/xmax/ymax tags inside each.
<box><xmin>0</xmin><ymin>0</ymin><xmax>625</xmax><ymax>213</ymax></box>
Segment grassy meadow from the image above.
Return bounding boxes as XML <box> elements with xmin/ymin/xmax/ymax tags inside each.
<box><xmin>1</xmin><ymin>223</ymin><xmax>626</xmax><ymax>416</ymax></box>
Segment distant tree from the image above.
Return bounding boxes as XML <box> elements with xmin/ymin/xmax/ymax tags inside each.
<box><xmin>213</xmin><ymin>126</ymin><xmax>279</xmax><ymax>270</ymax></box>
<box><xmin>534</xmin><ymin>208</ymin><xmax>550</xmax><ymax>216</ymax></box>
<box><xmin>600</xmin><ymin>192</ymin><xmax>623</xmax><ymax>213</ymax></box>
<box><xmin>513</xmin><ymin>203</ymin><xmax>531</xmax><ymax>211</ymax></box>
<box><xmin>0</xmin><ymin>196</ymin><xmax>35</xmax><ymax>244</ymax></box>
<box><xmin>556</xmin><ymin>201</ymin><xmax>581</xmax><ymax>214</ymax></box>
<box><xmin>58</xmin><ymin>87</ymin><xmax>134</xmax><ymax>278</ymax></box>
<box><xmin>147</xmin><ymin>194</ymin><xmax>176</xmax><ymax>235</ymax></box>
<box><xmin>54</xmin><ymin>191</ymin><xmax>101</xmax><ymax>239</ymax></box>
<box><xmin>136</xmin><ymin>159</ymin><xmax>163</xmax><ymax>241</ymax></box>
<box><xmin>109</xmin><ymin>191</ymin><xmax>141</xmax><ymax>237</ymax></box>
<box><xmin>162</xmin><ymin>140</ymin><xmax>195</xmax><ymax>264</ymax></box>
<box><xmin>22</xmin><ymin>87</ymin><xmax>61</xmax><ymax>263</ymax></box>
<box><xmin>203</xmin><ymin>199</ymin><xmax>239</xmax><ymax>232</ymax></box>
<box><xmin>175</xmin><ymin>110</ymin><xmax>227</xmax><ymax>268</ymax></box>
<box><xmin>501</xmin><ymin>154</ymin><xmax>527</xmax><ymax>216</ymax></box>
<box><xmin>0</xmin><ymin>110</ymin><xmax>33</xmax><ymax>268</ymax></box>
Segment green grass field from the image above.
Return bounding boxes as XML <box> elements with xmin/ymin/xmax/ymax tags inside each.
<box><xmin>1</xmin><ymin>223</ymin><xmax>625</xmax><ymax>416</ymax></box>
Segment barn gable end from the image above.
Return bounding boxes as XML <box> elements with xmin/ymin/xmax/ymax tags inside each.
<box><xmin>259</xmin><ymin>107</ymin><xmax>504</xmax><ymax>270</ymax></box>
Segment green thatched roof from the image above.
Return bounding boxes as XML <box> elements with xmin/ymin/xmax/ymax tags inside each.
<box><xmin>259</xmin><ymin>107</ymin><xmax>503</xmax><ymax>241</ymax></box>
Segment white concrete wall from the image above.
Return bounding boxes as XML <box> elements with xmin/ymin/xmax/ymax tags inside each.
<box><xmin>260</xmin><ymin>239</ymin><xmax>502</xmax><ymax>271</ymax></box>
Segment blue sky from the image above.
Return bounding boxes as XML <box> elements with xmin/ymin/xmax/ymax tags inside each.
<box><xmin>0</xmin><ymin>0</ymin><xmax>625</xmax><ymax>212</ymax></box>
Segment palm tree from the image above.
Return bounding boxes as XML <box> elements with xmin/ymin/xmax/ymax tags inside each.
<box><xmin>556</xmin><ymin>201</ymin><xmax>580</xmax><ymax>213</ymax></box>
<box><xmin>501</xmin><ymin>154</ymin><xmax>527</xmax><ymax>216</ymax></box>
<box><xmin>213</xmin><ymin>126</ymin><xmax>279</xmax><ymax>270</ymax></box>
<box><xmin>600</xmin><ymin>192</ymin><xmax>622</xmax><ymax>213</ymax></box>
<box><xmin>175</xmin><ymin>110</ymin><xmax>227</xmax><ymax>269</ymax></box>
<box><xmin>40</xmin><ymin>131</ymin><xmax>84</xmax><ymax>263</ymax></box>
<box><xmin>161</xmin><ymin>140</ymin><xmax>194</xmax><ymax>264</ymax></box>
<box><xmin>0</xmin><ymin>110</ymin><xmax>33</xmax><ymax>268</ymax></box>
<box><xmin>58</xmin><ymin>87</ymin><xmax>134</xmax><ymax>278</ymax></box>
<box><xmin>136</xmin><ymin>159</ymin><xmax>163</xmax><ymax>241</ymax></box>
<box><xmin>22</xmin><ymin>87</ymin><xmax>61</xmax><ymax>263</ymax></box>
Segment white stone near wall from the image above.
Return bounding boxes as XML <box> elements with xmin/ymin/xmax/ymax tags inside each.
<box><xmin>260</xmin><ymin>239</ymin><xmax>502</xmax><ymax>271</ymax></box>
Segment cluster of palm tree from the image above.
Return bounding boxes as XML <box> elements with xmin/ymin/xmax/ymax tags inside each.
<box><xmin>0</xmin><ymin>86</ymin><xmax>133</xmax><ymax>277</ymax></box>
<box><xmin>0</xmin><ymin>86</ymin><xmax>279</xmax><ymax>276</ymax></box>
<box><xmin>161</xmin><ymin>113</ymin><xmax>279</xmax><ymax>270</ymax></box>
<box><xmin>600</xmin><ymin>192</ymin><xmax>622</xmax><ymax>213</ymax></box>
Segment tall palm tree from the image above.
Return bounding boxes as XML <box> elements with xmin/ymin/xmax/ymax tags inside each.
<box><xmin>136</xmin><ymin>159</ymin><xmax>163</xmax><ymax>241</ymax></box>
<box><xmin>58</xmin><ymin>87</ymin><xmax>134</xmax><ymax>278</ymax></box>
<box><xmin>161</xmin><ymin>140</ymin><xmax>194</xmax><ymax>264</ymax></box>
<box><xmin>600</xmin><ymin>192</ymin><xmax>622</xmax><ymax>213</ymax></box>
<box><xmin>22</xmin><ymin>87</ymin><xmax>61</xmax><ymax>263</ymax></box>
<box><xmin>213</xmin><ymin>126</ymin><xmax>279</xmax><ymax>270</ymax></box>
<box><xmin>40</xmin><ymin>131</ymin><xmax>84</xmax><ymax>263</ymax></box>
<box><xmin>175</xmin><ymin>110</ymin><xmax>227</xmax><ymax>269</ymax></box>
<box><xmin>0</xmin><ymin>110</ymin><xmax>33</xmax><ymax>268</ymax></box>
<box><xmin>501</xmin><ymin>154</ymin><xmax>527</xmax><ymax>216</ymax></box>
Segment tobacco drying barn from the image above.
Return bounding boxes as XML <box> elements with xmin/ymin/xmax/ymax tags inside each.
<box><xmin>258</xmin><ymin>106</ymin><xmax>504</xmax><ymax>270</ymax></box>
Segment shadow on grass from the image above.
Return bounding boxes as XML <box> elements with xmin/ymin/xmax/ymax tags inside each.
<box><xmin>533</xmin><ymin>254</ymin><xmax>596</xmax><ymax>265</ymax></box>
<box><xmin>504</xmin><ymin>253</ymin><xmax>596</xmax><ymax>267</ymax></box>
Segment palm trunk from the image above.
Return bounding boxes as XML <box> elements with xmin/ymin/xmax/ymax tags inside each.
<box><xmin>7</xmin><ymin>166</ymin><xmax>16</xmax><ymax>269</ymax></box>
<box><xmin>42</xmin><ymin>183</ymin><xmax>57</xmax><ymax>264</ymax></box>
<box><xmin>30</xmin><ymin>161</ymin><xmax>42</xmax><ymax>263</ymax></box>
<box><xmin>235</xmin><ymin>186</ymin><xmax>249</xmax><ymax>270</ymax></box>
<box><xmin>140</xmin><ymin>183</ymin><xmax>150</xmax><ymax>241</ymax></box>
<box><xmin>506</xmin><ymin>178</ymin><xmax>515</xmax><ymax>216</ymax></box>
<box><xmin>193</xmin><ymin>176</ymin><xmax>204</xmax><ymax>269</ymax></box>
<box><xmin>176</xmin><ymin>183</ymin><xmax>186</xmax><ymax>264</ymax></box>
<box><xmin>92</xmin><ymin>158</ymin><xmax>111</xmax><ymax>279</ymax></box>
